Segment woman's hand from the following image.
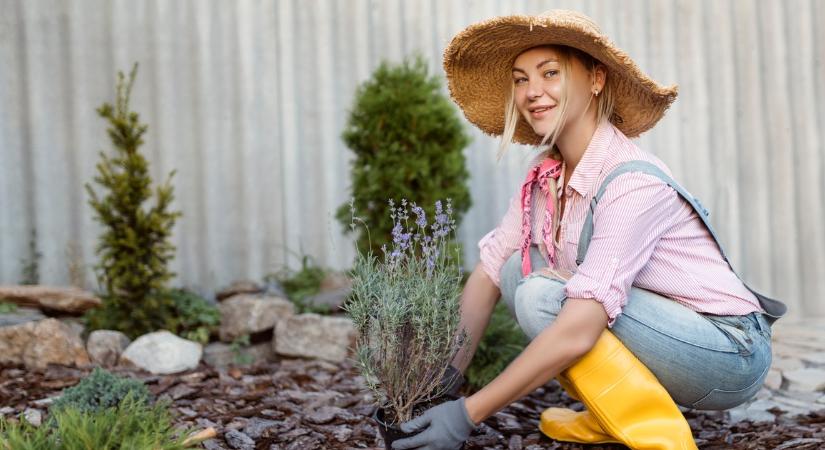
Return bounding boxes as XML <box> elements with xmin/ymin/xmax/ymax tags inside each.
<box><xmin>391</xmin><ymin>397</ymin><xmax>476</xmax><ymax>450</ymax></box>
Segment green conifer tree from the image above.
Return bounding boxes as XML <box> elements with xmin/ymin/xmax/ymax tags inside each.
<box><xmin>84</xmin><ymin>64</ymin><xmax>182</xmax><ymax>338</ymax></box>
<box><xmin>336</xmin><ymin>55</ymin><xmax>472</xmax><ymax>256</ymax></box>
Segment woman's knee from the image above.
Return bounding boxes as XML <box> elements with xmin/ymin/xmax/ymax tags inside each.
<box><xmin>513</xmin><ymin>275</ymin><xmax>566</xmax><ymax>339</ymax></box>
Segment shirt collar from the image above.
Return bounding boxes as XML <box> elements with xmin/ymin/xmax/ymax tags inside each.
<box><xmin>566</xmin><ymin>120</ymin><xmax>617</xmax><ymax>197</ymax></box>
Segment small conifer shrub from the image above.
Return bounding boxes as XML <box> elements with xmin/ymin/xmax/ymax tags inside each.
<box><xmin>84</xmin><ymin>64</ymin><xmax>183</xmax><ymax>338</ymax></box>
<box><xmin>1</xmin><ymin>393</ymin><xmax>194</xmax><ymax>449</ymax></box>
<box><xmin>50</xmin><ymin>367</ymin><xmax>151</xmax><ymax>415</ymax></box>
<box><xmin>336</xmin><ymin>55</ymin><xmax>472</xmax><ymax>256</ymax></box>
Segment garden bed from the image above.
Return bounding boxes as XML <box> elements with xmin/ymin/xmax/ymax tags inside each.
<box><xmin>1</xmin><ymin>361</ymin><xmax>823</xmax><ymax>449</ymax></box>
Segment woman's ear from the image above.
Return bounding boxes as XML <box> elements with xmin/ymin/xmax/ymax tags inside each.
<box><xmin>592</xmin><ymin>65</ymin><xmax>607</xmax><ymax>93</ymax></box>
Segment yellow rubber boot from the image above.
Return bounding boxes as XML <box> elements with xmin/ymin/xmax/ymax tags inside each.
<box><xmin>539</xmin><ymin>374</ymin><xmax>621</xmax><ymax>444</ymax></box>
<box><xmin>540</xmin><ymin>330</ymin><xmax>698</xmax><ymax>450</ymax></box>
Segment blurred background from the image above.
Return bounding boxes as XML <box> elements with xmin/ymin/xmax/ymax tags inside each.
<box><xmin>0</xmin><ymin>0</ymin><xmax>822</xmax><ymax>318</ymax></box>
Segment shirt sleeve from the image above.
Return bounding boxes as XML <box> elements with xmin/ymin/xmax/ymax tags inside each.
<box><xmin>564</xmin><ymin>173</ymin><xmax>680</xmax><ymax>327</ymax></box>
<box><xmin>478</xmin><ymin>191</ymin><xmax>523</xmax><ymax>287</ymax></box>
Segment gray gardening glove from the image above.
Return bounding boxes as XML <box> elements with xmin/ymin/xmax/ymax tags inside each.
<box><xmin>391</xmin><ymin>397</ymin><xmax>476</xmax><ymax>450</ymax></box>
<box><xmin>439</xmin><ymin>365</ymin><xmax>465</xmax><ymax>397</ymax></box>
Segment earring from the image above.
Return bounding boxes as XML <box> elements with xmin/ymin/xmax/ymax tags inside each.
<box><xmin>594</xmin><ymin>90</ymin><xmax>599</xmax><ymax>96</ymax></box>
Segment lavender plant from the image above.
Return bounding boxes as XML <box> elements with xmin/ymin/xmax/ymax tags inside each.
<box><xmin>345</xmin><ymin>199</ymin><xmax>468</xmax><ymax>425</ymax></box>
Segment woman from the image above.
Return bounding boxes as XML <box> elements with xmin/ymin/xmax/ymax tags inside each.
<box><xmin>390</xmin><ymin>10</ymin><xmax>786</xmax><ymax>450</ymax></box>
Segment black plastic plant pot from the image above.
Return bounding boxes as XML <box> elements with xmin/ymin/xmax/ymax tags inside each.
<box><xmin>372</xmin><ymin>407</ymin><xmax>416</xmax><ymax>450</ymax></box>
<box><xmin>371</xmin><ymin>403</ymin><xmax>466</xmax><ymax>450</ymax></box>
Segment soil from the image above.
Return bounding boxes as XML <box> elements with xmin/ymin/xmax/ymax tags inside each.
<box><xmin>1</xmin><ymin>360</ymin><xmax>823</xmax><ymax>449</ymax></box>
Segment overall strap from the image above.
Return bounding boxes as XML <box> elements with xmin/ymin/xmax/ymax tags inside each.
<box><xmin>576</xmin><ymin>160</ymin><xmax>786</xmax><ymax>324</ymax></box>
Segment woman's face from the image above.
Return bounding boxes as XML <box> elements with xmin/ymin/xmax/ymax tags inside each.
<box><xmin>511</xmin><ymin>46</ymin><xmax>595</xmax><ymax>137</ymax></box>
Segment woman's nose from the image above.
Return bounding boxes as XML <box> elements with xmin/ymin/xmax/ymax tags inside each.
<box><xmin>526</xmin><ymin>78</ymin><xmax>543</xmax><ymax>99</ymax></box>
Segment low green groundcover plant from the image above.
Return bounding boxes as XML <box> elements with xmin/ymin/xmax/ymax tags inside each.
<box><xmin>0</xmin><ymin>393</ymin><xmax>194</xmax><ymax>449</ymax></box>
<box><xmin>0</xmin><ymin>300</ymin><xmax>17</xmax><ymax>314</ymax></box>
<box><xmin>50</xmin><ymin>367</ymin><xmax>151</xmax><ymax>415</ymax></box>
<box><xmin>345</xmin><ymin>198</ymin><xmax>468</xmax><ymax>424</ymax></box>
<box><xmin>265</xmin><ymin>255</ymin><xmax>334</xmax><ymax>315</ymax></box>
<box><xmin>464</xmin><ymin>302</ymin><xmax>528</xmax><ymax>392</ymax></box>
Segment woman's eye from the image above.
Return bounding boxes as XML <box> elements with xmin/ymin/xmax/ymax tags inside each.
<box><xmin>514</xmin><ymin>77</ymin><xmax>527</xmax><ymax>84</ymax></box>
<box><xmin>544</xmin><ymin>70</ymin><xmax>559</xmax><ymax>78</ymax></box>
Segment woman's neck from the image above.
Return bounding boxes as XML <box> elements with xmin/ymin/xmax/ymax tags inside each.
<box><xmin>555</xmin><ymin>117</ymin><xmax>599</xmax><ymax>176</ymax></box>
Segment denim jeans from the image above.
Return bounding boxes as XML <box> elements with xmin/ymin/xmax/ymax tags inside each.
<box><xmin>499</xmin><ymin>247</ymin><xmax>772</xmax><ymax>410</ymax></box>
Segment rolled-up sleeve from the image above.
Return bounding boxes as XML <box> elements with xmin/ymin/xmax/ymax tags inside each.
<box><xmin>565</xmin><ymin>173</ymin><xmax>680</xmax><ymax>327</ymax></box>
<box><xmin>478</xmin><ymin>191</ymin><xmax>523</xmax><ymax>287</ymax></box>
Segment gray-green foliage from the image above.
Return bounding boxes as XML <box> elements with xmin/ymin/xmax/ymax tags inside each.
<box><xmin>464</xmin><ymin>302</ymin><xmax>528</xmax><ymax>392</ymax></box>
<box><xmin>50</xmin><ymin>367</ymin><xmax>151</xmax><ymax>415</ymax></box>
<box><xmin>345</xmin><ymin>199</ymin><xmax>468</xmax><ymax>425</ymax></box>
<box><xmin>0</xmin><ymin>393</ymin><xmax>194</xmax><ymax>450</ymax></box>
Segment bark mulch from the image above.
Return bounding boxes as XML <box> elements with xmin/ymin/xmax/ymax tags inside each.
<box><xmin>1</xmin><ymin>361</ymin><xmax>823</xmax><ymax>449</ymax></box>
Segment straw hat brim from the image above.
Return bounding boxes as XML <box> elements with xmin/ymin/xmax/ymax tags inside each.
<box><xmin>443</xmin><ymin>11</ymin><xmax>678</xmax><ymax>145</ymax></box>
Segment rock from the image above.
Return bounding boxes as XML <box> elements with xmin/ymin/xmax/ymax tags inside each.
<box><xmin>0</xmin><ymin>306</ymin><xmax>45</xmax><ymax>326</ymax></box>
<box><xmin>783</xmin><ymin>368</ymin><xmax>825</xmax><ymax>392</ymax></box>
<box><xmin>86</xmin><ymin>330</ymin><xmax>131</xmax><ymax>366</ymax></box>
<box><xmin>0</xmin><ymin>407</ymin><xmax>13</xmax><ymax>416</ymax></box>
<box><xmin>224</xmin><ymin>429</ymin><xmax>254</xmax><ymax>450</ymax></box>
<box><xmin>216</xmin><ymin>280</ymin><xmax>263</xmax><ymax>302</ymax></box>
<box><xmin>801</xmin><ymin>351</ymin><xmax>825</xmax><ymax>366</ymax></box>
<box><xmin>0</xmin><ymin>318</ymin><xmax>90</xmax><ymax>369</ymax></box>
<box><xmin>274</xmin><ymin>314</ymin><xmax>356</xmax><ymax>362</ymax></box>
<box><xmin>772</xmin><ymin>356</ymin><xmax>805</xmax><ymax>372</ymax></box>
<box><xmin>303</xmin><ymin>273</ymin><xmax>352</xmax><ymax>312</ymax></box>
<box><xmin>58</xmin><ymin>317</ymin><xmax>85</xmax><ymax>337</ymax></box>
<box><xmin>21</xmin><ymin>408</ymin><xmax>42</xmax><ymax>426</ymax></box>
<box><xmin>728</xmin><ymin>398</ymin><xmax>778</xmax><ymax>423</ymax></box>
<box><xmin>765</xmin><ymin>368</ymin><xmax>783</xmax><ymax>390</ymax></box>
<box><xmin>119</xmin><ymin>331</ymin><xmax>202</xmax><ymax>374</ymax></box>
<box><xmin>203</xmin><ymin>342</ymin><xmax>275</xmax><ymax>368</ymax></box>
<box><xmin>0</xmin><ymin>285</ymin><xmax>101</xmax><ymax>314</ymax></box>
<box><xmin>219</xmin><ymin>295</ymin><xmax>295</xmax><ymax>342</ymax></box>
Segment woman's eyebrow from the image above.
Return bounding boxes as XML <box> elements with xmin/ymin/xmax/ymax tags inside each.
<box><xmin>512</xmin><ymin>58</ymin><xmax>559</xmax><ymax>73</ymax></box>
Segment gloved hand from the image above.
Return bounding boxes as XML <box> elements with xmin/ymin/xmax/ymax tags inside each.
<box><xmin>391</xmin><ymin>397</ymin><xmax>476</xmax><ymax>450</ymax></box>
<box><xmin>438</xmin><ymin>365</ymin><xmax>465</xmax><ymax>397</ymax></box>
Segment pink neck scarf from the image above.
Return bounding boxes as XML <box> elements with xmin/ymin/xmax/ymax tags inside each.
<box><xmin>520</xmin><ymin>157</ymin><xmax>563</xmax><ymax>276</ymax></box>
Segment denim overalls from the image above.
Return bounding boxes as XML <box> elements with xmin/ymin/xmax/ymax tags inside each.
<box><xmin>498</xmin><ymin>161</ymin><xmax>787</xmax><ymax>410</ymax></box>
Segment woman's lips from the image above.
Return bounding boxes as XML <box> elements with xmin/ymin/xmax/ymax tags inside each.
<box><xmin>530</xmin><ymin>106</ymin><xmax>555</xmax><ymax>119</ymax></box>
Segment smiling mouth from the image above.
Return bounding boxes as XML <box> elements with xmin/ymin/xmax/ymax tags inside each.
<box><xmin>529</xmin><ymin>106</ymin><xmax>555</xmax><ymax>117</ymax></box>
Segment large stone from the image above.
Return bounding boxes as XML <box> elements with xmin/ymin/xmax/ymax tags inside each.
<box><xmin>304</xmin><ymin>273</ymin><xmax>353</xmax><ymax>312</ymax></box>
<box><xmin>202</xmin><ymin>342</ymin><xmax>275</xmax><ymax>368</ymax></box>
<box><xmin>783</xmin><ymin>368</ymin><xmax>825</xmax><ymax>392</ymax></box>
<box><xmin>119</xmin><ymin>331</ymin><xmax>202</xmax><ymax>374</ymax></box>
<box><xmin>771</xmin><ymin>356</ymin><xmax>804</xmax><ymax>373</ymax></box>
<box><xmin>764</xmin><ymin>368</ymin><xmax>783</xmax><ymax>390</ymax></box>
<box><xmin>215</xmin><ymin>280</ymin><xmax>263</xmax><ymax>302</ymax></box>
<box><xmin>274</xmin><ymin>314</ymin><xmax>356</xmax><ymax>362</ymax></box>
<box><xmin>0</xmin><ymin>318</ymin><xmax>90</xmax><ymax>369</ymax></box>
<box><xmin>0</xmin><ymin>285</ymin><xmax>101</xmax><ymax>314</ymax></box>
<box><xmin>86</xmin><ymin>330</ymin><xmax>132</xmax><ymax>366</ymax></box>
<box><xmin>0</xmin><ymin>306</ymin><xmax>45</xmax><ymax>327</ymax></box>
<box><xmin>219</xmin><ymin>295</ymin><xmax>295</xmax><ymax>342</ymax></box>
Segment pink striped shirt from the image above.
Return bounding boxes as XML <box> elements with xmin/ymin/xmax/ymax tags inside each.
<box><xmin>479</xmin><ymin>121</ymin><xmax>763</xmax><ymax>327</ymax></box>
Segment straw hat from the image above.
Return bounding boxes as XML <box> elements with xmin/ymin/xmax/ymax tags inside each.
<box><xmin>443</xmin><ymin>10</ymin><xmax>678</xmax><ymax>145</ymax></box>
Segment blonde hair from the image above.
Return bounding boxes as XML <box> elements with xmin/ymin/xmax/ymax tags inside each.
<box><xmin>498</xmin><ymin>45</ymin><xmax>616</xmax><ymax>249</ymax></box>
